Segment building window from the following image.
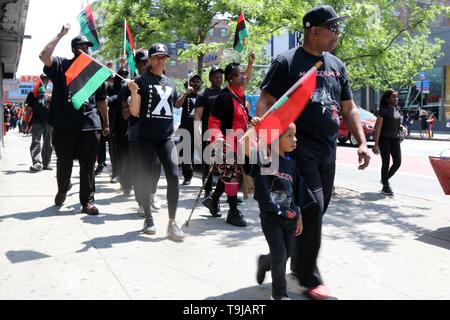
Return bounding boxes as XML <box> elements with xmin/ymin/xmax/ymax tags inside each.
<box><xmin>221</xmin><ymin>29</ymin><xmax>227</xmax><ymax>37</ymax></box>
<box><xmin>208</xmin><ymin>29</ymin><xmax>214</xmax><ymax>37</ymax></box>
<box><xmin>170</xmin><ymin>61</ymin><xmax>176</xmax><ymax>67</ymax></box>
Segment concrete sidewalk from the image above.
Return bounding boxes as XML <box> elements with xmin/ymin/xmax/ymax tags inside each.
<box><xmin>0</xmin><ymin>130</ymin><xmax>449</xmax><ymax>300</ymax></box>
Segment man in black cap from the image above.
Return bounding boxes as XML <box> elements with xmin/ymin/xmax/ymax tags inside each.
<box><xmin>39</xmin><ymin>24</ymin><xmax>109</xmax><ymax>215</ymax></box>
<box><xmin>256</xmin><ymin>5</ymin><xmax>371</xmax><ymax>299</ymax></box>
<box><xmin>194</xmin><ymin>66</ymin><xmax>224</xmax><ymax>198</ymax></box>
<box><xmin>176</xmin><ymin>74</ymin><xmax>203</xmax><ymax>185</ymax></box>
<box><xmin>25</xmin><ymin>73</ymin><xmax>53</xmax><ymax>172</ymax></box>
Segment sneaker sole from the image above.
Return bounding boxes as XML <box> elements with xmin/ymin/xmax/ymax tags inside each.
<box><xmin>143</xmin><ymin>229</ymin><xmax>156</xmax><ymax>235</ymax></box>
<box><xmin>167</xmin><ymin>234</ymin><xmax>184</xmax><ymax>242</ymax></box>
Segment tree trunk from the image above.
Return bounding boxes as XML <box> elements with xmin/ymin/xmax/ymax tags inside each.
<box><xmin>197</xmin><ymin>53</ymin><xmax>205</xmax><ymax>77</ymax></box>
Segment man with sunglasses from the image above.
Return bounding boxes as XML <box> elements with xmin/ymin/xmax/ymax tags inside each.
<box><xmin>256</xmin><ymin>5</ymin><xmax>370</xmax><ymax>299</ymax></box>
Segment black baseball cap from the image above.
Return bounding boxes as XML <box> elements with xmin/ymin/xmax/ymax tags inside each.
<box><xmin>71</xmin><ymin>35</ymin><xmax>94</xmax><ymax>48</ymax></box>
<box><xmin>189</xmin><ymin>74</ymin><xmax>202</xmax><ymax>82</ymax></box>
<box><xmin>148</xmin><ymin>43</ymin><xmax>170</xmax><ymax>57</ymax></box>
<box><xmin>209</xmin><ymin>65</ymin><xmax>224</xmax><ymax>77</ymax></box>
<box><xmin>303</xmin><ymin>5</ymin><xmax>347</xmax><ymax>28</ymax></box>
<box><xmin>134</xmin><ymin>50</ymin><xmax>149</xmax><ymax>62</ymax></box>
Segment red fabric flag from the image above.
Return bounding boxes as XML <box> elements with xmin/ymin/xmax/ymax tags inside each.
<box><xmin>32</xmin><ymin>79</ymin><xmax>44</xmax><ymax>97</ymax></box>
<box><xmin>255</xmin><ymin>68</ymin><xmax>317</xmax><ymax>145</ymax></box>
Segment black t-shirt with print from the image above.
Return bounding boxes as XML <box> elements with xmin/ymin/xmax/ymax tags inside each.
<box><xmin>179</xmin><ymin>92</ymin><xmax>199</xmax><ymax>132</ymax></box>
<box><xmin>44</xmin><ymin>56</ymin><xmax>106</xmax><ymax>131</ymax></box>
<box><xmin>260</xmin><ymin>46</ymin><xmax>353</xmax><ymax>162</ymax></box>
<box><xmin>135</xmin><ymin>71</ymin><xmax>178</xmax><ymax>140</ymax></box>
<box><xmin>25</xmin><ymin>91</ymin><xmax>50</xmax><ymax>124</ymax></box>
<box><xmin>378</xmin><ymin>107</ymin><xmax>401</xmax><ymax>139</ymax></box>
<box><xmin>195</xmin><ymin>87</ymin><xmax>221</xmax><ymax>133</ymax></box>
<box><xmin>248</xmin><ymin>154</ymin><xmax>301</xmax><ymax>219</ymax></box>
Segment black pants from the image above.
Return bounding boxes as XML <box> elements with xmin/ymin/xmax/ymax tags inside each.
<box><xmin>290</xmin><ymin>156</ymin><xmax>335</xmax><ymax>288</ymax></box>
<box><xmin>202</xmin><ymin>140</ymin><xmax>213</xmax><ymax>194</ymax></box>
<box><xmin>97</xmin><ymin>134</ymin><xmax>107</xmax><ymax>165</ymax></box>
<box><xmin>118</xmin><ymin>138</ymin><xmax>132</xmax><ymax>190</ymax></box>
<box><xmin>52</xmin><ymin>129</ymin><xmax>101</xmax><ymax>206</ymax></box>
<box><xmin>180</xmin><ymin>133</ymin><xmax>194</xmax><ymax>181</ymax></box>
<box><xmin>260</xmin><ymin>211</ymin><xmax>296</xmax><ymax>299</ymax></box>
<box><xmin>211</xmin><ymin>178</ymin><xmax>238</xmax><ymax>210</ymax></box>
<box><xmin>136</xmin><ymin>138</ymin><xmax>179</xmax><ymax>218</ymax></box>
<box><xmin>129</xmin><ymin>140</ymin><xmax>162</xmax><ymax>206</ymax></box>
<box><xmin>109</xmin><ymin>134</ymin><xmax>119</xmax><ymax>178</ymax></box>
<box><xmin>379</xmin><ymin>137</ymin><xmax>401</xmax><ymax>186</ymax></box>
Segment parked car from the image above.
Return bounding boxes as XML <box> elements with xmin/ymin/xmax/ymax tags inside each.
<box><xmin>338</xmin><ymin>107</ymin><xmax>376</xmax><ymax>146</ymax></box>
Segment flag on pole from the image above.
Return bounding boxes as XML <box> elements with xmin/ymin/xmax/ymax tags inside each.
<box><xmin>77</xmin><ymin>3</ymin><xmax>100</xmax><ymax>52</ymax></box>
<box><xmin>32</xmin><ymin>79</ymin><xmax>45</xmax><ymax>98</ymax></box>
<box><xmin>65</xmin><ymin>52</ymin><xmax>112</xmax><ymax>110</ymax></box>
<box><xmin>233</xmin><ymin>12</ymin><xmax>249</xmax><ymax>53</ymax></box>
<box><xmin>124</xmin><ymin>19</ymin><xmax>136</xmax><ymax>77</ymax></box>
<box><xmin>255</xmin><ymin>64</ymin><xmax>320</xmax><ymax>145</ymax></box>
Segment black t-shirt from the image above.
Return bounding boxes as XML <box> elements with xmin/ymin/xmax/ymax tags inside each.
<box><xmin>44</xmin><ymin>56</ymin><xmax>106</xmax><ymax>131</ymax></box>
<box><xmin>25</xmin><ymin>91</ymin><xmax>50</xmax><ymax>124</ymax></box>
<box><xmin>379</xmin><ymin>107</ymin><xmax>401</xmax><ymax>139</ymax></box>
<box><xmin>195</xmin><ymin>87</ymin><xmax>221</xmax><ymax>133</ymax></box>
<box><xmin>120</xmin><ymin>78</ymin><xmax>140</xmax><ymax>141</ymax></box>
<box><xmin>179</xmin><ymin>92</ymin><xmax>199</xmax><ymax>132</ymax></box>
<box><xmin>135</xmin><ymin>72</ymin><xmax>178</xmax><ymax>140</ymax></box>
<box><xmin>260</xmin><ymin>46</ymin><xmax>353</xmax><ymax>162</ymax></box>
<box><xmin>248</xmin><ymin>153</ymin><xmax>301</xmax><ymax>219</ymax></box>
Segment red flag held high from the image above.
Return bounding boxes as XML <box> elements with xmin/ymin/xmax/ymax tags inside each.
<box><xmin>255</xmin><ymin>64</ymin><xmax>320</xmax><ymax>145</ymax></box>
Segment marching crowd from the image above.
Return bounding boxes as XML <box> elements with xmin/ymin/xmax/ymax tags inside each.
<box><xmin>4</xmin><ymin>4</ymin><xmax>424</xmax><ymax>300</ymax></box>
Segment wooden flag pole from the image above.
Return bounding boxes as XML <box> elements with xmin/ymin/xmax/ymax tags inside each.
<box><xmin>239</xmin><ymin>61</ymin><xmax>323</xmax><ymax>143</ymax></box>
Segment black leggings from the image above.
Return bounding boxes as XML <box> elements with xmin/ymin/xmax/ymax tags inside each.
<box><xmin>291</xmin><ymin>156</ymin><xmax>335</xmax><ymax>289</ymax></box>
<box><xmin>379</xmin><ymin>137</ymin><xmax>401</xmax><ymax>186</ymax></box>
<box><xmin>136</xmin><ymin>138</ymin><xmax>179</xmax><ymax>219</ymax></box>
<box><xmin>260</xmin><ymin>211</ymin><xmax>296</xmax><ymax>299</ymax></box>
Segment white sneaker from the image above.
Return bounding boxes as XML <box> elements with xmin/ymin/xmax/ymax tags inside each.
<box><xmin>270</xmin><ymin>295</ymin><xmax>291</xmax><ymax>300</ymax></box>
<box><xmin>167</xmin><ymin>221</ymin><xmax>184</xmax><ymax>242</ymax></box>
<box><xmin>150</xmin><ymin>193</ymin><xmax>160</xmax><ymax>211</ymax></box>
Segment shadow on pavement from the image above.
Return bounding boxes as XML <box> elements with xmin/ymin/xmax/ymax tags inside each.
<box><xmin>0</xmin><ymin>206</ymin><xmax>72</xmax><ymax>221</ymax></box>
<box><xmin>323</xmin><ymin>187</ymin><xmax>435</xmax><ymax>253</ymax></box>
<box><xmin>76</xmin><ymin>230</ymin><xmax>165</xmax><ymax>252</ymax></box>
<box><xmin>416</xmin><ymin>226</ymin><xmax>450</xmax><ymax>250</ymax></box>
<box><xmin>6</xmin><ymin>250</ymin><xmax>50</xmax><ymax>264</ymax></box>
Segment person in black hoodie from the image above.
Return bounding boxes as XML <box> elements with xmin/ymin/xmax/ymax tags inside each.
<box><xmin>127</xmin><ymin>43</ymin><xmax>184</xmax><ymax>241</ymax></box>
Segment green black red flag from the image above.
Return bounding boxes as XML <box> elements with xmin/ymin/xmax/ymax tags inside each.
<box><xmin>65</xmin><ymin>52</ymin><xmax>112</xmax><ymax>110</ymax></box>
<box><xmin>233</xmin><ymin>12</ymin><xmax>249</xmax><ymax>53</ymax></box>
<box><xmin>77</xmin><ymin>3</ymin><xmax>100</xmax><ymax>51</ymax></box>
<box><xmin>124</xmin><ymin>19</ymin><xmax>136</xmax><ymax>76</ymax></box>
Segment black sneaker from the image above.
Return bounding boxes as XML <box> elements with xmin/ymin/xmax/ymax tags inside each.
<box><xmin>95</xmin><ymin>165</ymin><xmax>104</xmax><ymax>176</ymax></box>
<box><xmin>43</xmin><ymin>164</ymin><xmax>53</xmax><ymax>170</ymax></box>
<box><xmin>381</xmin><ymin>185</ymin><xmax>394</xmax><ymax>196</ymax></box>
<box><xmin>202</xmin><ymin>196</ymin><xmax>221</xmax><ymax>217</ymax></box>
<box><xmin>226</xmin><ymin>209</ymin><xmax>247</xmax><ymax>227</ymax></box>
<box><xmin>30</xmin><ymin>163</ymin><xmax>43</xmax><ymax>172</ymax></box>
<box><xmin>256</xmin><ymin>255</ymin><xmax>268</xmax><ymax>285</ymax></box>
<box><xmin>182</xmin><ymin>179</ymin><xmax>191</xmax><ymax>186</ymax></box>
<box><xmin>143</xmin><ymin>216</ymin><xmax>156</xmax><ymax>235</ymax></box>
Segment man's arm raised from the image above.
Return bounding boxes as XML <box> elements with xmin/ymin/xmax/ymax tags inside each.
<box><xmin>39</xmin><ymin>24</ymin><xmax>71</xmax><ymax>67</ymax></box>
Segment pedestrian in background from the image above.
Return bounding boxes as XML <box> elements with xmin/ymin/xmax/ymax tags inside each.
<box><xmin>372</xmin><ymin>89</ymin><xmax>402</xmax><ymax>196</ymax></box>
<box><xmin>427</xmin><ymin>113</ymin><xmax>436</xmax><ymax>139</ymax></box>
<box><xmin>24</xmin><ymin>73</ymin><xmax>53</xmax><ymax>172</ymax></box>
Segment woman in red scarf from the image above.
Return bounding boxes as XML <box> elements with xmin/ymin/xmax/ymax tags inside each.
<box><xmin>203</xmin><ymin>62</ymin><xmax>250</xmax><ymax>227</ymax></box>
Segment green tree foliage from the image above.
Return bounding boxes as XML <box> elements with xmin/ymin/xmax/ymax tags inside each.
<box><xmin>94</xmin><ymin>0</ymin><xmax>449</xmax><ymax>91</ymax></box>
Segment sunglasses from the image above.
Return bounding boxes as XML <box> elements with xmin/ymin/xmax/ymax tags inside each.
<box><xmin>319</xmin><ymin>23</ymin><xmax>344</xmax><ymax>34</ymax></box>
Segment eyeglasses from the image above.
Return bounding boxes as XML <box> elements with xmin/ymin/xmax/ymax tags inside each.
<box><xmin>319</xmin><ymin>23</ymin><xmax>344</xmax><ymax>34</ymax></box>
